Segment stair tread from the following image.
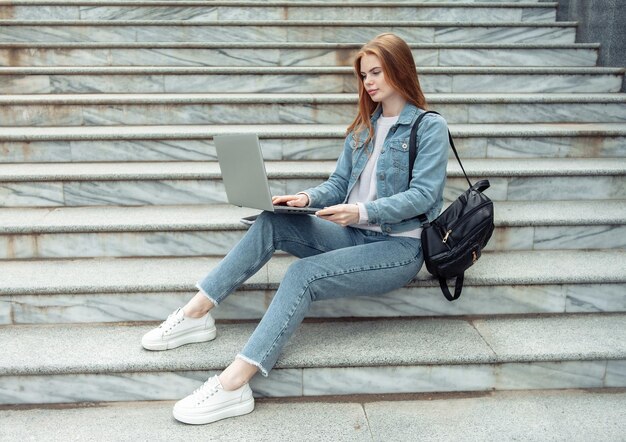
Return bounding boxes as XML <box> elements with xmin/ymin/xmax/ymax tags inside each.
<box><xmin>0</xmin><ymin>158</ymin><xmax>624</xmax><ymax>181</ymax></box>
<box><xmin>2</xmin><ymin>93</ymin><xmax>624</xmax><ymax>105</ymax></box>
<box><xmin>0</xmin><ymin>19</ymin><xmax>576</xmax><ymax>26</ymax></box>
<box><xmin>1</xmin><ymin>122</ymin><xmax>625</xmax><ymax>140</ymax></box>
<box><xmin>0</xmin><ymin>389</ymin><xmax>623</xmax><ymax>441</ymax></box>
<box><xmin>1</xmin><ymin>250</ymin><xmax>624</xmax><ymax>295</ymax></box>
<box><xmin>0</xmin><ymin>200</ymin><xmax>624</xmax><ymax>234</ymax></box>
<box><xmin>0</xmin><ymin>41</ymin><xmax>599</xmax><ymax>48</ymax></box>
<box><xmin>2</xmin><ymin>66</ymin><xmax>620</xmax><ymax>73</ymax></box>
<box><xmin>0</xmin><ymin>312</ymin><xmax>624</xmax><ymax>375</ymax></box>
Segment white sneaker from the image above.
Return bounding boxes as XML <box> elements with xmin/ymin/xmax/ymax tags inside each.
<box><xmin>173</xmin><ymin>375</ymin><xmax>255</xmax><ymax>425</ymax></box>
<box><xmin>141</xmin><ymin>307</ymin><xmax>216</xmax><ymax>351</ymax></box>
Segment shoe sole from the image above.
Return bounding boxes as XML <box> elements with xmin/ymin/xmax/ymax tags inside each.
<box><xmin>141</xmin><ymin>326</ymin><xmax>217</xmax><ymax>351</ymax></box>
<box><xmin>173</xmin><ymin>397</ymin><xmax>255</xmax><ymax>425</ymax></box>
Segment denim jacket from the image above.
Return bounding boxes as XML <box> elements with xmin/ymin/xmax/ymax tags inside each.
<box><xmin>302</xmin><ymin>102</ymin><xmax>450</xmax><ymax>235</ymax></box>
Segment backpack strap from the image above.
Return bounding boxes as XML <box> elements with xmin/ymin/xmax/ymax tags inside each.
<box><xmin>439</xmin><ymin>274</ymin><xmax>464</xmax><ymax>301</ymax></box>
<box><xmin>408</xmin><ymin>110</ymin><xmax>473</xmax><ymax>225</ymax></box>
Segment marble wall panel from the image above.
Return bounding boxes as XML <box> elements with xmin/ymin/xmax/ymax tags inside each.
<box><xmin>452</xmin><ymin>74</ymin><xmax>622</xmax><ymax>93</ymax></box>
<box><xmin>0</xmin><ymin>75</ymin><xmax>51</xmax><ymax>94</ymax></box>
<box><xmin>0</xmin><ymin>230</ymin><xmax>246</xmax><ymax>259</ymax></box>
<box><xmin>69</xmin><ymin>139</ymin><xmax>224</xmax><ymax>162</ymax></box>
<box><xmin>275</xmin><ymin>7</ymin><xmax>524</xmax><ymax>22</ymax></box>
<box><xmin>62</xmin><ymin>180</ymin><xmax>229</xmax><ymax>206</ymax></box>
<box><xmin>426</xmin><ymin>104</ymin><xmax>470</xmax><ymax>123</ymax></box>
<box><xmin>533</xmin><ymin>225</ymin><xmax>626</xmax><ymax>250</ymax></box>
<box><xmin>0</xmin><ymin>234</ymin><xmax>37</xmax><ymax>259</ymax></box>
<box><xmin>0</xmin><ymin>141</ymin><xmax>72</xmax><ymax>163</ymax></box>
<box><xmin>49</xmin><ymin>74</ymin><xmax>165</xmax><ymax>93</ymax></box>
<box><xmin>61</xmin><ymin>179</ymin><xmax>288</xmax><ymax>207</ymax></box>
<box><xmin>280</xmin><ymin>48</ymin><xmax>354</xmax><ymax>68</ymax></box>
<box><xmin>565</xmin><ymin>284</ymin><xmax>626</xmax><ymax>313</ymax></box>
<box><xmin>0</xmin><ymin>48</ymin><xmax>112</xmax><ymax>67</ymax></box>
<box><xmin>483</xmin><ymin>226</ymin><xmax>535</xmax><ymax>251</ymax></box>
<box><xmin>506</xmin><ymin>176</ymin><xmax>625</xmax><ymax>201</ymax></box>
<box><xmin>494</xmin><ymin>360</ymin><xmax>606</xmax><ymax>389</ymax></box>
<box><xmin>604</xmin><ymin>360</ymin><xmax>626</xmax><ymax>387</ymax></box>
<box><xmin>0</xmin><ymin>300</ymin><xmax>10</xmax><ymax>325</ymax></box>
<box><xmin>2</xmin><ymin>104</ymin><xmax>85</xmax><ymax>126</ymax></box>
<box><xmin>6</xmin><ymin>291</ymin><xmax>194</xmax><ymax>324</ymax></box>
<box><xmin>80</xmin><ymin>6</ymin><xmax>219</xmax><ymax>21</ymax></box>
<box><xmin>302</xmin><ymin>365</ymin><xmax>495</xmax><ymax>395</ymax></box>
<box><xmin>0</xmin><ymin>5</ymin><xmax>79</xmax><ymax>20</ymax></box>
<box><xmin>135</xmin><ymin>25</ymin><xmax>286</xmax><ymax>43</ymax></box>
<box><xmin>163</xmin><ymin>74</ymin><xmax>343</xmax><ymax>93</ymax></box>
<box><xmin>307</xmin><ymin>284</ymin><xmax>566</xmax><ymax>317</ymax></box>
<box><xmin>281</xmin><ymin>139</ymin><xmax>343</xmax><ymax>161</ymax></box>
<box><xmin>439</xmin><ymin>48</ymin><xmax>596</xmax><ymax>67</ymax></box>
<box><xmin>7</xmin><ymin>282</ymin><xmax>624</xmax><ymax>325</ymax></box>
<box><xmin>113</xmin><ymin>47</ymin><xmax>280</xmax><ymax>67</ymax></box>
<box><xmin>0</xmin><ymin>26</ymin><xmax>137</xmax><ymax>43</ymax></box>
<box><xmin>521</xmin><ymin>8</ymin><xmax>556</xmax><ymax>22</ymax></box>
<box><xmin>564</xmin><ymin>136</ymin><xmax>626</xmax><ymax>157</ymax></box>
<box><xmin>487</xmin><ymin>137</ymin><xmax>574</xmax><ymax>158</ymax></box>
<box><xmin>434</xmin><ymin>26</ymin><xmax>575</xmax><ymax>44</ymax></box>
<box><xmin>286</xmin><ymin>26</ymin><xmax>434</xmax><ymax>44</ymax></box>
<box><xmin>0</xmin><ymin>183</ymin><xmax>64</xmax><ymax>207</ymax></box>
<box><xmin>468</xmin><ymin>103</ymin><xmax>626</xmax><ymax>123</ymax></box>
<box><xmin>0</xmin><ymin>368</ymin><xmax>303</xmax><ymax>404</ymax></box>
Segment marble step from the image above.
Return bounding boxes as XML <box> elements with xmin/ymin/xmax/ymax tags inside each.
<box><xmin>0</xmin><ymin>313</ymin><xmax>624</xmax><ymax>404</ymax></box>
<box><xmin>0</xmin><ymin>42</ymin><xmax>599</xmax><ymax>67</ymax></box>
<box><xmin>0</xmin><ymin>20</ymin><xmax>578</xmax><ymax>43</ymax></box>
<box><xmin>1</xmin><ymin>122</ymin><xmax>624</xmax><ymax>163</ymax></box>
<box><xmin>0</xmin><ymin>158</ymin><xmax>623</xmax><ymax>207</ymax></box>
<box><xmin>0</xmin><ymin>201</ymin><xmax>624</xmax><ymax>260</ymax></box>
<box><xmin>1</xmin><ymin>390</ymin><xmax>625</xmax><ymax>441</ymax></box>
<box><xmin>0</xmin><ymin>250</ymin><xmax>624</xmax><ymax>324</ymax></box>
<box><xmin>2</xmin><ymin>66</ymin><xmax>622</xmax><ymax>94</ymax></box>
<box><xmin>0</xmin><ymin>2</ymin><xmax>558</xmax><ymax>22</ymax></box>
<box><xmin>2</xmin><ymin>93</ymin><xmax>626</xmax><ymax>126</ymax></box>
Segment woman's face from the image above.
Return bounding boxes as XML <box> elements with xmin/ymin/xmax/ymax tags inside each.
<box><xmin>359</xmin><ymin>53</ymin><xmax>401</xmax><ymax>105</ymax></box>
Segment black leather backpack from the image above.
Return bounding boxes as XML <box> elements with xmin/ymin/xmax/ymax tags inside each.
<box><xmin>409</xmin><ymin>111</ymin><xmax>495</xmax><ymax>301</ymax></box>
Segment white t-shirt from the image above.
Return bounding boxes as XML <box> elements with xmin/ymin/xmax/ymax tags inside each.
<box><xmin>347</xmin><ymin>115</ymin><xmax>423</xmax><ymax>239</ymax></box>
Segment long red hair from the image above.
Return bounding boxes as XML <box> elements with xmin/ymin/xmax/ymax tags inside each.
<box><xmin>345</xmin><ymin>33</ymin><xmax>428</xmax><ymax>148</ymax></box>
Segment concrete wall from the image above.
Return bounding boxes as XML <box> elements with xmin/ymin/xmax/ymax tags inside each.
<box><xmin>546</xmin><ymin>0</ymin><xmax>625</xmax><ymax>90</ymax></box>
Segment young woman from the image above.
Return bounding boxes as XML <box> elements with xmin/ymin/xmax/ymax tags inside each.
<box><xmin>141</xmin><ymin>32</ymin><xmax>450</xmax><ymax>425</ymax></box>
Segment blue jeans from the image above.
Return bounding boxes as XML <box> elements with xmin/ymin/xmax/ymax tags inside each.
<box><xmin>196</xmin><ymin>211</ymin><xmax>424</xmax><ymax>377</ymax></box>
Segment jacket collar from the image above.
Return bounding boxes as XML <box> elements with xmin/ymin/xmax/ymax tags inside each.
<box><xmin>369</xmin><ymin>101</ymin><xmax>419</xmax><ymax>126</ymax></box>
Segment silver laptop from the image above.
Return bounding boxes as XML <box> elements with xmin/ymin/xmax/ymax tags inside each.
<box><xmin>213</xmin><ymin>133</ymin><xmax>321</xmax><ymax>214</ymax></box>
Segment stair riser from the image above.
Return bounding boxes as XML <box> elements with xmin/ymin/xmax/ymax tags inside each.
<box><xmin>0</xmin><ymin>24</ymin><xmax>576</xmax><ymax>44</ymax></box>
<box><xmin>2</xmin><ymin>102</ymin><xmax>625</xmax><ymax>126</ymax></box>
<box><xmin>2</xmin><ymin>283</ymin><xmax>625</xmax><ymax>325</ymax></box>
<box><xmin>2</xmin><ymin>136</ymin><xmax>624</xmax><ymax>163</ymax></box>
<box><xmin>0</xmin><ymin>5</ymin><xmax>557</xmax><ymax>22</ymax></box>
<box><xmin>1</xmin><ymin>176</ymin><xmax>624</xmax><ymax>207</ymax></box>
<box><xmin>1</xmin><ymin>72</ymin><xmax>618</xmax><ymax>94</ymax></box>
<box><xmin>1</xmin><ymin>225</ymin><xmax>624</xmax><ymax>260</ymax></box>
<box><xmin>0</xmin><ymin>47</ymin><xmax>597</xmax><ymax>67</ymax></box>
<box><xmin>0</xmin><ymin>359</ymin><xmax>622</xmax><ymax>404</ymax></box>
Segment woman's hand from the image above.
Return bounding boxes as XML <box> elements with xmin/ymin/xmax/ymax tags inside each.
<box><xmin>315</xmin><ymin>204</ymin><xmax>360</xmax><ymax>226</ymax></box>
<box><xmin>272</xmin><ymin>193</ymin><xmax>309</xmax><ymax>207</ymax></box>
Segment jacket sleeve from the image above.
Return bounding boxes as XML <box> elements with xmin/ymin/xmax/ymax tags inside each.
<box><xmin>299</xmin><ymin>135</ymin><xmax>354</xmax><ymax>208</ymax></box>
<box><xmin>364</xmin><ymin>114</ymin><xmax>449</xmax><ymax>225</ymax></box>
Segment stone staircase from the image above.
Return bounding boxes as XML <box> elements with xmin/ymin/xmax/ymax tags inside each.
<box><xmin>0</xmin><ymin>0</ymin><xmax>625</xmax><ymax>438</ymax></box>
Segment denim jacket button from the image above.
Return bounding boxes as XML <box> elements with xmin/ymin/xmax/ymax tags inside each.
<box><xmin>402</xmin><ymin>143</ymin><xmax>408</xmax><ymax>149</ymax></box>
<box><xmin>385</xmin><ymin>226</ymin><xmax>392</xmax><ymax>232</ymax></box>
